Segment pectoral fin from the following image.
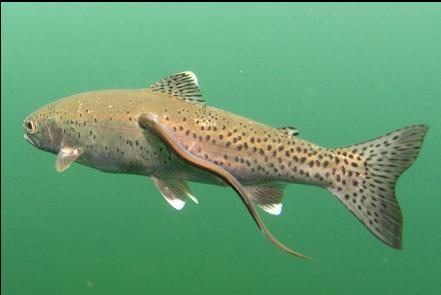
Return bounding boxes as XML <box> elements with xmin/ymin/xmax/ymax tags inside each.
<box><xmin>138</xmin><ymin>113</ymin><xmax>310</xmax><ymax>259</ymax></box>
<box><xmin>55</xmin><ymin>147</ymin><xmax>83</xmax><ymax>172</ymax></box>
<box><xmin>152</xmin><ymin>176</ymin><xmax>198</xmax><ymax>210</ymax></box>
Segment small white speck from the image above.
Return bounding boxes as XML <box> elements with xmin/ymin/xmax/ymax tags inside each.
<box><xmin>86</xmin><ymin>279</ymin><xmax>94</xmax><ymax>288</ymax></box>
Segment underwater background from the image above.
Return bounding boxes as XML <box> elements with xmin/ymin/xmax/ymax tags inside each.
<box><xmin>2</xmin><ymin>3</ymin><xmax>440</xmax><ymax>295</ymax></box>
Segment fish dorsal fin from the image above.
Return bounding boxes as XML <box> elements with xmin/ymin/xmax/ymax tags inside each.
<box><xmin>278</xmin><ymin>126</ymin><xmax>299</xmax><ymax>137</ymax></box>
<box><xmin>243</xmin><ymin>183</ymin><xmax>284</xmax><ymax>215</ymax></box>
<box><xmin>55</xmin><ymin>146</ymin><xmax>83</xmax><ymax>172</ymax></box>
<box><xmin>148</xmin><ymin>71</ymin><xmax>205</xmax><ymax>104</ymax></box>
<box><xmin>151</xmin><ymin>176</ymin><xmax>198</xmax><ymax>210</ymax></box>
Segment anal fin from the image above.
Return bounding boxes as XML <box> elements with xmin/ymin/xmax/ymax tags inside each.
<box><xmin>244</xmin><ymin>183</ymin><xmax>284</xmax><ymax>215</ymax></box>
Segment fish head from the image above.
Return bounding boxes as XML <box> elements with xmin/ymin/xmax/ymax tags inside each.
<box><xmin>23</xmin><ymin>107</ymin><xmax>61</xmax><ymax>154</ymax></box>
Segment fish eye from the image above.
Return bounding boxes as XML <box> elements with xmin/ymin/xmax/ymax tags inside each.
<box><xmin>25</xmin><ymin>121</ymin><xmax>36</xmax><ymax>134</ymax></box>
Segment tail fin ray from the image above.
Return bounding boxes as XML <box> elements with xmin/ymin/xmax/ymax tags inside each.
<box><xmin>328</xmin><ymin>125</ymin><xmax>428</xmax><ymax>249</ymax></box>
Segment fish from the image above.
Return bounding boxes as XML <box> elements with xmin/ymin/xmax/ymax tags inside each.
<box><xmin>23</xmin><ymin>71</ymin><xmax>428</xmax><ymax>259</ymax></box>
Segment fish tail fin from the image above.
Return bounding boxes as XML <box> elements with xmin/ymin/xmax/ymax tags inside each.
<box><xmin>327</xmin><ymin>124</ymin><xmax>428</xmax><ymax>249</ymax></box>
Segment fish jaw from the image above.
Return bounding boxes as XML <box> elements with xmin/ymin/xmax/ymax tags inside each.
<box><xmin>24</xmin><ymin>133</ymin><xmax>37</xmax><ymax>146</ymax></box>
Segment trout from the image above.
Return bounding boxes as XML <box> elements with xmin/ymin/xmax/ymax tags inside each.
<box><xmin>23</xmin><ymin>71</ymin><xmax>428</xmax><ymax>258</ymax></box>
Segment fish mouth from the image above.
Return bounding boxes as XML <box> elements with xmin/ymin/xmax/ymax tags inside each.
<box><xmin>24</xmin><ymin>133</ymin><xmax>36</xmax><ymax>146</ymax></box>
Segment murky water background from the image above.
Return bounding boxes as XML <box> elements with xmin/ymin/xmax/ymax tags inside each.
<box><xmin>2</xmin><ymin>3</ymin><xmax>440</xmax><ymax>294</ymax></box>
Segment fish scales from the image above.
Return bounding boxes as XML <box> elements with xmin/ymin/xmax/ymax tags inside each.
<box><xmin>43</xmin><ymin>89</ymin><xmax>332</xmax><ymax>186</ymax></box>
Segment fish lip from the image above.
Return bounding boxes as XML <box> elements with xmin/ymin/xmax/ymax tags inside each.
<box><xmin>24</xmin><ymin>133</ymin><xmax>36</xmax><ymax>146</ymax></box>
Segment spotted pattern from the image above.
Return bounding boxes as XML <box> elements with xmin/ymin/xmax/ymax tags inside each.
<box><xmin>160</xmin><ymin>102</ymin><xmax>337</xmax><ymax>186</ymax></box>
<box><xmin>24</xmin><ymin>84</ymin><xmax>428</xmax><ymax>251</ymax></box>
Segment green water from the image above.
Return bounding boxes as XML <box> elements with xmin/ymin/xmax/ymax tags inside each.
<box><xmin>2</xmin><ymin>3</ymin><xmax>440</xmax><ymax>294</ymax></box>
